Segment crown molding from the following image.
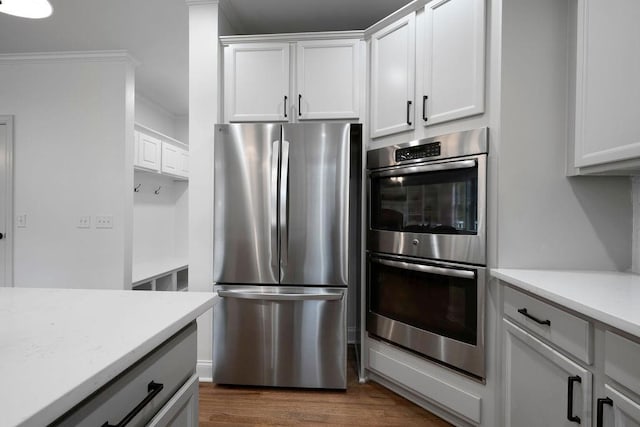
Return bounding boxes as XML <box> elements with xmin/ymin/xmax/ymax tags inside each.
<box><xmin>364</xmin><ymin>0</ymin><xmax>427</xmax><ymax>38</ymax></box>
<box><xmin>0</xmin><ymin>50</ymin><xmax>140</xmax><ymax>66</ymax></box>
<box><xmin>219</xmin><ymin>30</ymin><xmax>365</xmax><ymax>45</ymax></box>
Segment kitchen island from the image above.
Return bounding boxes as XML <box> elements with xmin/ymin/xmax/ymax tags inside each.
<box><xmin>0</xmin><ymin>287</ymin><xmax>215</xmax><ymax>427</ymax></box>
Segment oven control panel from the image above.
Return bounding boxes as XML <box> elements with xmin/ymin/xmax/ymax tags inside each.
<box><xmin>395</xmin><ymin>142</ymin><xmax>441</xmax><ymax>162</ymax></box>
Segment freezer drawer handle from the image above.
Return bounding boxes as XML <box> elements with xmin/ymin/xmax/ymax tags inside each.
<box><xmin>218</xmin><ymin>290</ymin><xmax>343</xmax><ymax>301</ymax></box>
<box><xmin>101</xmin><ymin>381</ymin><xmax>163</xmax><ymax>427</ymax></box>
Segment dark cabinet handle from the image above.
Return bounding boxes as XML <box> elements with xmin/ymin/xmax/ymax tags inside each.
<box><xmin>422</xmin><ymin>95</ymin><xmax>429</xmax><ymax>122</ymax></box>
<box><xmin>102</xmin><ymin>381</ymin><xmax>163</xmax><ymax>427</ymax></box>
<box><xmin>283</xmin><ymin>95</ymin><xmax>288</xmax><ymax>118</ymax></box>
<box><xmin>517</xmin><ymin>308</ymin><xmax>551</xmax><ymax>326</ymax></box>
<box><xmin>298</xmin><ymin>94</ymin><xmax>302</xmax><ymax>117</ymax></box>
<box><xmin>596</xmin><ymin>397</ymin><xmax>613</xmax><ymax>427</ymax></box>
<box><xmin>406</xmin><ymin>100</ymin><xmax>412</xmax><ymax>125</ymax></box>
<box><xmin>567</xmin><ymin>376</ymin><xmax>581</xmax><ymax>423</ymax></box>
<box><xmin>0</xmin><ymin>232</ymin><xmax>3</xmax><ymax>239</ymax></box>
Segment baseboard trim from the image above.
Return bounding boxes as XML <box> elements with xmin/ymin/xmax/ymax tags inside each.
<box><xmin>197</xmin><ymin>359</ymin><xmax>213</xmax><ymax>383</ymax></box>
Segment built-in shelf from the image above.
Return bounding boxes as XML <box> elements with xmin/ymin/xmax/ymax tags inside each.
<box><xmin>132</xmin><ymin>259</ymin><xmax>188</xmax><ymax>292</ymax></box>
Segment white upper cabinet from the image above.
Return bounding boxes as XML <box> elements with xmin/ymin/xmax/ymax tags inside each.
<box><xmin>134</xmin><ymin>125</ymin><xmax>188</xmax><ymax>180</ymax></box>
<box><xmin>370</xmin><ymin>13</ymin><xmax>416</xmax><ymax>138</ymax></box>
<box><xmin>224</xmin><ymin>43</ymin><xmax>290</xmax><ymax>122</ymax></box>
<box><xmin>135</xmin><ymin>131</ymin><xmax>161</xmax><ymax>172</ymax></box>
<box><xmin>161</xmin><ymin>142</ymin><xmax>189</xmax><ymax>179</ymax></box>
<box><xmin>296</xmin><ymin>39</ymin><xmax>360</xmax><ymax>120</ymax></box>
<box><xmin>422</xmin><ymin>0</ymin><xmax>485</xmax><ymax>126</ymax></box>
<box><xmin>573</xmin><ymin>0</ymin><xmax>640</xmax><ymax>172</ymax></box>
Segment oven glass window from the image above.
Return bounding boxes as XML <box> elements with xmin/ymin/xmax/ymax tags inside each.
<box><xmin>370</xmin><ymin>164</ymin><xmax>478</xmax><ymax>234</ymax></box>
<box><xmin>369</xmin><ymin>259</ymin><xmax>477</xmax><ymax>345</ymax></box>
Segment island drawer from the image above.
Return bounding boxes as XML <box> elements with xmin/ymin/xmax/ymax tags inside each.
<box><xmin>605</xmin><ymin>330</ymin><xmax>640</xmax><ymax>397</ymax></box>
<box><xmin>504</xmin><ymin>286</ymin><xmax>592</xmax><ymax>363</ymax></box>
<box><xmin>52</xmin><ymin>322</ymin><xmax>197</xmax><ymax>427</ymax></box>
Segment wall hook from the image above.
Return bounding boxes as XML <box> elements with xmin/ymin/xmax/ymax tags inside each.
<box><xmin>154</xmin><ymin>186</ymin><xmax>162</xmax><ymax>195</ymax></box>
<box><xmin>134</xmin><ymin>183</ymin><xmax>142</xmax><ymax>193</ymax></box>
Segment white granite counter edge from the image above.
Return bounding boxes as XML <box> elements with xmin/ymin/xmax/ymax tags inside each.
<box><xmin>491</xmin><ymin>268</ymin><xmax>640</xmax><ymax>339</ymax></box>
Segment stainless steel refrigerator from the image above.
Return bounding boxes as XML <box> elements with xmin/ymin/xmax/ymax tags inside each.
<box><xmin>212</xmin><ymin>123</ymin><xmax>362</xmax><ymax>389</ymax></box>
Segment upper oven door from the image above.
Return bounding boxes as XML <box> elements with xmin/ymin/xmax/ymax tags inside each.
<box><xmin>368</xmin><ymin>154</ymin><xmax>486</xmax><ymax>265</ymax></box>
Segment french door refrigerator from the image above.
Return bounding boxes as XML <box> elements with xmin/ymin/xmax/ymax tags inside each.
<box><xmin>212</xmin><ymin>123</ymin><xmax>362</xmax><ymax>389</ymax></box>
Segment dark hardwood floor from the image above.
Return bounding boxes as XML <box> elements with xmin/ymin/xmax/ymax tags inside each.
<box><xmin>198</xmin><ymin>350</ymin><xmax>453</xmax><ymax>426</ymax></box>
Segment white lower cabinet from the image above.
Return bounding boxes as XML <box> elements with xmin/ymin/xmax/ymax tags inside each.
<box><xmin>53</xmin><ymin>323</ymin><xmax>198</xmax><ymax>427</ymax></box>
<box><xmin>503</xmin><ymin>319</ymin><xmax>592</xmax><ymax>427</ymax></box>
<box><xmin>148</xmin><ymin>373</ymin><xmax>199</xmax><ymax>427</ymax></box>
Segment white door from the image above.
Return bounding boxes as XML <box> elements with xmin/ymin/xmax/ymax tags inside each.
<box><xmin>370</xmin><ymin>12</ymin><xmax>416</xmax><ymax>138</ymax></box>
<box><xmin>423</xmin><ymin>0</ymin><xmax>485</xmax><ymax>125</ymax></box>
<box><xmin>0</xmin><ymin>117</ymin><xmax>13</xmax><ymax>286</ymax></box>
<box><xmin>504</xmin><ymin>320</ymin><xmax>592</xmax><ymax>427</ymax></box>
<box><xmin>296</xmin><ymin>39</ymin><xmax>360</xmax><ymax>120</ymax></box>
<box><xmin>224</xmin><ymin>43</ymin><xmax>290</xmax><ymax>122</ymax></box>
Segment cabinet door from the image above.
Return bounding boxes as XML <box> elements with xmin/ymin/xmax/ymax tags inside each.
<box><xmin>370</xmin><ymin>13</ymin><xmax>416</xmax><ymax>138</ymax></box>
<box><xmin>423</xmin><ymin>0</ymin><xmax>485</xmax><ymax>125</ymax></box>
<box><xmin>574</xmin><ymin>0</ymin><xmax>640</xmax><ymax>168</ymax></box>
<box><xmin>136</xmin><ymin>131</ymin><xmax>161</xmax><ymax>172</ymax></box>
<box><xmin>148</xmin><ymin>374</ymin><xmax>199</xmax><ymax>427</ymax></box>
<box><xmin>161</xmin><ymin>143</ymin><xmax>187</xmax><ymax>178</ymax></box>
<box><xmin>224</xmin><ymin>43</ymin><xmax>290</xmax><ymax>122</ymax></box>
<box><xmin>179</xmin><ymin>149</ymin><xmax>189</xmax><ymax>178</ymax></box>
<box><xmin>296</xmin><ymin>39</ymin><xmax>360</xmax><ymax>120</ymax></box>
<box><xmin>504</xmin><ymin>319</ymin><xmax>592</xmax><ymax>427</ymax></box>
<box><xmin>596</xmin><ymin>384</ymin><xmax>640</xmax><ymax>427</ymax></box>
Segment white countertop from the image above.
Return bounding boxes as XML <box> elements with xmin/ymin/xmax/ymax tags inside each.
<box><xmin>491</xmin><ymin>269</ymin><xmax>640</xmax><ymax>338</ymax></box>
<box><xmin>0</xmin><ymin>287</ymin><xmax>215</xmax><ymax>427</ymax></box>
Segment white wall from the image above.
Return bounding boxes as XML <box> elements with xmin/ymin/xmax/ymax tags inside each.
<box><xmin>632</xmin><ymin>177</ymin><xmax>640</xmax><ymax>273</ymax></box>
<box><xmin>133</xmin><ymin>171</ymin><xmax>188</xmax><ymax>265</ymax></box>
<box><xmin>0</xmin><ymin>52</ymin><xmax>135</xmax><ymax>289</ymax></box>
<box><xmin>135</xmin><ymin>95</ymin><xmax>183</xmax><ymax>141</ymax></box>
<box><xmin>497</xmin><ymin>0</ymin><xmax>631</xmax><ymax>271</ymax></box>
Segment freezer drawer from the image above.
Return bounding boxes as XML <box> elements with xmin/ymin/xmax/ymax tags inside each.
<box><xmin>213</xmin><ymin>285</ymin><xmax>347</xmax><ymax>389</ymax></box>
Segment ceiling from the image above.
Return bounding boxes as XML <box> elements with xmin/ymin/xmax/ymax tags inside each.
<box><xmin>0</xmin><ymin>0</ymin><xmax>412</xmax><ymax>117</ymax></box>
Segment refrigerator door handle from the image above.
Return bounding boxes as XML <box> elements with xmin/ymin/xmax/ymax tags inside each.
<box><xmin>218</xmin><ymin>290</ymin><xmax>343</xmax><ymax>301</ymax></box>
<box><xmin>279</xmin><ymin>139</ymin><xmax>290</xmax><ymax>270</ymax></box>
<box><xmin>271</xmin><ymin>140</ymin><xmax>280</xmax><ymax>274</ymax></box>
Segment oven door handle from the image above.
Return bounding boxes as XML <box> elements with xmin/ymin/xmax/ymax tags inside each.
<box><xmin>371</xmin><ymin>159</ymin><xmax>476</xmax><ymax>178</ymax></box>
<box><xmin>372</xmin><ymin>257</ymin><xmax>476</xmax><ymax>280</ymax></box>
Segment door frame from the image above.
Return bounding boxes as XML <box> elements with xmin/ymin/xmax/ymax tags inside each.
<box><xmin>0</xmin><ymin>115</ymin><xmax>14</xmax><ymax>286</ymax></box>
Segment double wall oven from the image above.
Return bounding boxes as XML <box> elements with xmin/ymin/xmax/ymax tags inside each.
<box><xmin>366</xmin><ymin>128</ymin><xmax>488</xmax><ymax>380</ymax></box>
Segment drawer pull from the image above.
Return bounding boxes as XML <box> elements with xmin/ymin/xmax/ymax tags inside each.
<box><xmin>567</xmin><ymin>376</ymin><xmax>582</xmax><ymax>424</ymax></box>
<box><xmin>517</xmin><ymin>308</ymin><xmax>551</xmax><ymax>326</ymax></box>
<box><xmin>102</xmin><ymin>381</ymin><xmax>164</xmax><ymax>427</ymax></box>
<box><xmin>596</xmin><ymin>397</ymin><xmax>613</xmax><ymax>427</ymax></box>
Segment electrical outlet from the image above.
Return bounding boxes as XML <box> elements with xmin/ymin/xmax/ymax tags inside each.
<box><xmin>95</xmin><ymin>215</ymin><xmax>113</xmax><ymax>229</ymax></box>
<box><xmin>77</xmin><ymin>216</ymin><xmax>91</xmax><ymax>229</ymax></box>
<box><xmin>16</xmin><ymin>214</ymin><xmax>27</xmax><ymax>228</ymax></box>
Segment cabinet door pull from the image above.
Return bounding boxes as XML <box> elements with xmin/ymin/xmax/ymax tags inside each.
<box><xmin>422</xmin><ymin>95</ymin><xmax>429</xmax><ymax>122</ymax></box>
<box><xmin>567</xmin><ymin>376</ymin><xmax>582</xmax><ymax>424</ymax></box>
<box><xmin>517</xmin><ymin>308</ymin><xmax>551</xmax><ymax>326</ymax></box>
<box><xmin>406</xmin><ymin>100</ymin><xmax>412</xmax><ymax>125</ymax></box>
<box><xmin>284</xmin><ymin>95</ymin><xmax>288</xmax><ymax>118</ymax></box>
<box><xmin>101</xmin><ymin>381</ymin><xmax>164</xmax><ymax>427</ymax></box>
<box><xmin>596</xmin><ymin>397</ymin><xmax>613</xmax><ymax>427</ymax></box>
<box><xmin>298</xmin><ymin>94</ymin><xmax>302</xmax><ymax>117</ymax></box>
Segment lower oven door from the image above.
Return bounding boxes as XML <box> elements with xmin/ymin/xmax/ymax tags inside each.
<box><xmin>367</xmin><ymin>253</ymin><xmax>485</xmax><ymax>379</ymax></box>
<box><xmin>213</xmin><ymin>285</ymin><xmax>347</xmax><ymax>389</ymax></box>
